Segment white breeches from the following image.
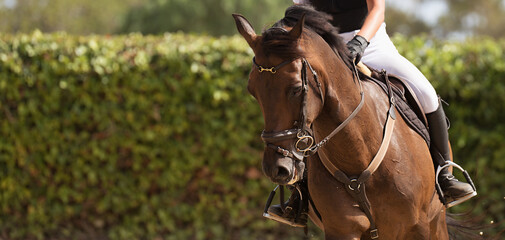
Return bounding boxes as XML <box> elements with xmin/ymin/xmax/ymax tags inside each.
<box><xmin>339</xmin><ymin>23</ymin><xmax>439</xmax><ymax>113</ymax></box>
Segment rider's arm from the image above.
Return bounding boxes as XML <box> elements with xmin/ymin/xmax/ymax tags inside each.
<box><xmin>357</xmin><ymin>0</ymin><xmax>385</xmax><ymax>41</ymax></box>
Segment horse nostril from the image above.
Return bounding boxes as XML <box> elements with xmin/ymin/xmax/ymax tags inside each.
<box><xmin>275</xmin><ymin>166</ymin><xmax>290</xmax><ymax>181</ymax></box>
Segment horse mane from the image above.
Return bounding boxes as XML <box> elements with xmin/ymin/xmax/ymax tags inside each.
<box><xmin>262</xmin><ymin>5</ymin><xmax>353</xmax><ymax>69</ymax></box>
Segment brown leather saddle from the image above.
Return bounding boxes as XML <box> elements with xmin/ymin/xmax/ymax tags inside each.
<box><xmin>357</xmin><ymin>63</ymin><xmax>430</xmax><ymax>147</ymax></box>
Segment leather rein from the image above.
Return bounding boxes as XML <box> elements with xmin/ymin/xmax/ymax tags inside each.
<box><xmin>253</xmin><ymin>57</ymin><xmax>397</xmax><ymax>239</ymax></box>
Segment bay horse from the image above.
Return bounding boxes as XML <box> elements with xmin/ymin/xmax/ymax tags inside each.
<box><xmin>233</xmin><ymin>5</ymin><xmax>452</xmax><ymax>240</ymax></box>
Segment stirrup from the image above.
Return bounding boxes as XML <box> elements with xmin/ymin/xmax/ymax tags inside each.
<box><xmin>262</xmin><ymin>185</ymin><xmax>306</xmax><ymax>227</ymax></box>
<box><xmin>435</xmin><ymin>161</ymin><xmax>477</xmax><ymax>208</ymax></box>
<box><xmin>263</xmin><ymin>212</ymin><xmax>306</xmax><ymax>228</ymax></box>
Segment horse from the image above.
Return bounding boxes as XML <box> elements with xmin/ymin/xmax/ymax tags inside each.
<box><xmin>233</xmin><ymin>5</ymin><xmax>454</xmax><ymax>239</ymax></box>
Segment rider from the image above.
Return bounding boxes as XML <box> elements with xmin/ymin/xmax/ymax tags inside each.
<box><xmin>265</xmin><ymin>0</ymin><xmax>477</xmax><ymax>227</ymax></box>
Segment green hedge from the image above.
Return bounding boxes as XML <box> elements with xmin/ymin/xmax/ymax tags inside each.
<box><xmin>0</xmin><ymin>31</ymin><xmax>504</xmax><ymax>239</ymax></box>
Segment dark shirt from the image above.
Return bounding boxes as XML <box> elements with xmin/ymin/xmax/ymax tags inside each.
<box><xmin>309</xmin><ymin>0</ymin><xmax>368</xmax><ymax>32</ymax></box>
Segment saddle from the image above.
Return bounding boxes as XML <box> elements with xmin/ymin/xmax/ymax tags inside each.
<box><xmin>357</xmin><ymin>63</ymin><xmax>430</xmax><ymax>147</ymax></box>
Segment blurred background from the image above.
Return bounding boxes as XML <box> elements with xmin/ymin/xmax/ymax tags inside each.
<box><xmin>1</xmin><ymin>0</ymin><xmax>505</xmax><ymax>38</ymax></box>
<box><xmin>1</xmin><ymin>0</ymin><xmax>504</xmax><ymax>239</ymax></box>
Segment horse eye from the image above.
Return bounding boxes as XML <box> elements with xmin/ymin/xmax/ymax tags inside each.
<box><xmin>289</xmin><ymin>86</ymin><xmax>303</xmax><ymax>97</ymax></box>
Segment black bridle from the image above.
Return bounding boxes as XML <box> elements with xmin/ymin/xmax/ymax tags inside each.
<box><xmin>254</xmin><ymin>57</ymin><xmax>365</xmax><ymax>163</ymax></box>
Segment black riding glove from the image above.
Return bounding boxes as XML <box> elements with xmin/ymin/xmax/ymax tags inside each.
<box><xmin>347</xmin><ymin>35</ymin><xmax>369</xmax><ymax>64</ymax></box>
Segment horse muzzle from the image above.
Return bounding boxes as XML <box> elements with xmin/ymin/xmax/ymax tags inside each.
<box><xmin>261</xmin><ymin>129</ymin><xmax>312</xmax><ymax>185</ymax></box>
<box><xmin>262</xmin><ymin>149</ymin><xmax>305</xmax><ymax>185</ymax></box>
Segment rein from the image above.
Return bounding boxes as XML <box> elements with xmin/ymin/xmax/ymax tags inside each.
<box><xmin>254</xmin><ymin>57</ymin><xmax>397</xmax><ymax>239</ymax></box>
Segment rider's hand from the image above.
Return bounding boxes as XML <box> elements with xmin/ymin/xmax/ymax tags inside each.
<box><xmin>347</xmin><ymin>35</ymin><xmax>369</xmax><ymax>64</ymax></box>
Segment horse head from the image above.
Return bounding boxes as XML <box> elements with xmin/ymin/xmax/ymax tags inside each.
<box><xmin>233</xmin><ymin>11</ymin><xmax>331</xmax><ymax>185</ymax></box>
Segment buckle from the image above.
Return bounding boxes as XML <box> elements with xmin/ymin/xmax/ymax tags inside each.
<box><xmin>370</xmin><ymin>228</ymin><xmax>379</xmax><ymax>239</ymax></box>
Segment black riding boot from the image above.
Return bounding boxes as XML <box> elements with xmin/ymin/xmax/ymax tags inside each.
<box><xmin>264</xmin><ymin>181</ymin><xmax>308</xmax><ymax>227</ymax></box>
<box><xmin>426</xmin><ymin>102</ymin><xmax>477</xmax><ymax>207</ymax></box>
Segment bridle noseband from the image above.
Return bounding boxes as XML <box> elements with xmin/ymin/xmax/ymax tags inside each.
<box><xmin>254</xmin><ymin>57</ymin><xmax>365</xmax><ymax>162</ymax></box>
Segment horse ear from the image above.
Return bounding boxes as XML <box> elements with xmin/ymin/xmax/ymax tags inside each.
<box><xmin>232</xmin><ymin>14</ymin><xmax>258</xmax><ymax>47</ymax></box>
<box><xmin>289</xmin><ymin>13</ymin><xmax>305</xmax><ymax>39</ymax></box>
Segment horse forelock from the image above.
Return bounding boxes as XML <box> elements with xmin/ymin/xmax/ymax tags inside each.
<box><xmin>261</xmin><ymin>27</ymin><xmax>304</xmax><ymax>59</ymax></box>
<box><xmin>260</xmin><ymin>5</ymin><xmax>353</xmax><ymax>69</ymax></box>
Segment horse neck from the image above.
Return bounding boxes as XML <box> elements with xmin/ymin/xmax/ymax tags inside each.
<box><xmin>314</xmin><ymin>60</ymin><xmax>385</xmax><ymax>176</ymax></box>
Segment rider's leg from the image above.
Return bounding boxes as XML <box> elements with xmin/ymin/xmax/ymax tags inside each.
<box><xmin>355</xmin><ymin>23</ymin><xmax>476</xmax><ymax>207</ymax></box>
<box><xmin>426</xmin><ymin>101</ymin><xmax>477</xmax><ymax>206</ymax></box>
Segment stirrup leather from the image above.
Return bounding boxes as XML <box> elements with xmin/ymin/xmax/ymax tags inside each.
<box><xmin>435</xmin><ymin>161</ymin><xmax>477</xmax><ymax>208</ymax></box>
